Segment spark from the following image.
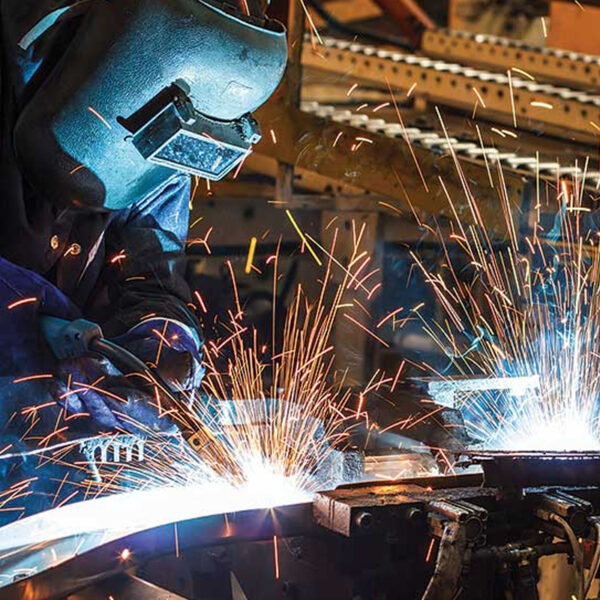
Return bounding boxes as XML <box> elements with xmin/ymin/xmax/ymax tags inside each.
<box><xmin>7</xmin><ymin>297</ymin><xmax>37</xmax><ymax>310</ymax></box>
<box><xmin>285</xmin><ymin>209</ymin><xmax>322</xmax><ymax>266</ymax></box>
<box><xmin>13</xmin><ymin>374</ymin><xmax>53</xmax><ymax>384</ymax></box>
<box><xmin>69</xmin><ymin>164</ymin><xmax>85</xmax><ymax>175</ymax></box>
<box><xmin>425</xmin><ymin>537</ymin><xmax>436</xmax><ymax>562</ymax></box>
<box><xmin>511</xmin><ymin>67</ymin><xmax>535</xmax><ymax>81</ymax></box>
<box><xmin>530</xmin><ymin>101</ymin><xmax>553</xmax><ymax>110</ymax></box>
<box><xmin>333</xmin><ymin>131</ymin><xmax>343</xmax><ymax>147</ymax></box>
<box><xmin>270</xmin><ymin>129</ymin><xmax>277</xmax><ymax>144</ymax></box>
<box><xmin>87</xmin><ymin>106</ymin><xmax>112</xmax><ymax>130</ymax></box>
<box><xmin>507</xmin><ymin>70</ymin><xmax>517</xmax><ymax>128</ymax></box>
<box><xmin>344</xmin><ymin>314</ymin><xmax>390</xmax><ymax>348</ymax></box>
<box><xmin>411</xmin><ymin>156</ymin><xmax>600</xmax><ymax>451</ymax></box>
<box><xmin>373</xmin><ymin>102</ymin><xmax>389</xmax><ymax>112</ymax></box>
<box><xmin>194</xmin><ymin>290</ymin><xmax>208</xmax><ymax>314</ymax></box>
<box><xmin>406</xmin><ymin>82</ymin><xmax>417</xmax><ymax>97</ymax></box>
<box><xmin>471</xmin><ymin>87</ymin><xmax>487</xmax><ymax>109</ymax></box>
<box><xmin>245</xmin><ymin>237</ymin><xmax>258</xmax><ymax>275</ymax></box>
<box><xmin>273</xmin><ymin>535</ymin><xmax>280</xmax><ymax>579</ymax></box>
<box><xmin>109</xmin><ymin>251</ymin><xmax>126</xmax><ymax>264</ymax></box>
<box><xmin>346</xmin><ymin>83</ymin><xmax>359</xmax><ymax>96</ymax></box>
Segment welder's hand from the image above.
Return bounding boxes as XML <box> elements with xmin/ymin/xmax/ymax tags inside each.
<box><xmin>113</xmin><ymin>318</ymin><xmax>205</xmax><ymax>393</ymax></box>
<box><xmin>48</xmin><ymin>356</ymin><xmax>178</xmax><ymax>435</ymax></box>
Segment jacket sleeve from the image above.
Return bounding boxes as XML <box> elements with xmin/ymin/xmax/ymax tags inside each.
<box><xmin>98</xmin><ymin>174</ymin><xmax>204</xmax><ymax>389</ymax></box>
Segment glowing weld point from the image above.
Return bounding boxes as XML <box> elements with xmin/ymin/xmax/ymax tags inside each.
<box><xmin>120</xmin><ymin>548</ymin><xmax>131</xmax><ymax>561</ymax></box>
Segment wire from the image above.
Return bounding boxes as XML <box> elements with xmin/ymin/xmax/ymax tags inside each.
<box><xmin>585</xmin><ymin>519</ymin><xmax>600</xmax><ymax>598</ymax></box>
<box><xmin>551</xmin><ymin>513</ymin><xmax>584</xmax><ymax>600</ymax></box>
<box><xmin>306</xmin><ymin>0</ymin><xmax>415</xmax><ymax>51</ymax></box>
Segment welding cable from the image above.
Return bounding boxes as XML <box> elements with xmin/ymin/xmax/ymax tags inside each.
<box><xmin>551</xmin><ymin>513</ymin><xmax>585</xmax><ymax>600</ymax></box>
<box><xmin>89</xmin><ymin>337</ymin><xmax>178</xmax><ymax>394</ymax></box>
<box><xmin>584</xmin><ymin>519</ymin><xmax>600</xmax><ymax>598</ymax></box>
<box><xmin>306</xmin><ymin>0</ymin><xmax>415</xmax><ymax>51</ymax></box>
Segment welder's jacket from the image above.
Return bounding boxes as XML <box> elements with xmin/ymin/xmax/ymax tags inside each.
<box><xmin>0</xmin><ymin>1</ymin><xmax>201</xmax><ymax>341</ymax></box>
<box><xmin>0</xmin><ymin>1</ymin><xmax>204</xmax><ymax>522</ymax></box>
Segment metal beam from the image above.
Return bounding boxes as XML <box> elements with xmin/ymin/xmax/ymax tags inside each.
<box><xmin>422</xmin><ymin>29</ymin><xmax>600</xmax><ymax>90</ymax></box>
<box><xmin>302</xmin><ymin>36</ymin><xmax>600</xmax><ymax>143</ymax></box>
<box><xmin>254</xmin><ymin>83</ymin><xmax>527</xmax><ymax>236</ymax></box>
<box><xmin>1</xmin><ymin>503</ymin><xmax>314</xmax><ymax>600</ymax></box>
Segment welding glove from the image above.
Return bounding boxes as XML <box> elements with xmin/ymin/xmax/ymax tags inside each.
<box><xmin>0</xmin><ymin>257</ymin><xmax>177</xmax><ymax>435</ymax></box>
<box><xmin>112</xmin><ymin>318</ymin><xmax>205</xmax><ymax>393</ymax></box>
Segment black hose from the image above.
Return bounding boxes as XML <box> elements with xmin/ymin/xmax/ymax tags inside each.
<box><xmin>307</xmin><ymin>0</ymin><xmax>416</xmax><ymax>51</ymax></box>
<box><xmin>89</xmin><ymin>337</ymin><xmax>177</xmax><ymax>394</ymax></box>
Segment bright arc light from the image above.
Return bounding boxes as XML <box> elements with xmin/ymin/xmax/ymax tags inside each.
<box><xmin>495</xmin><ymin>412</ymin><xmax>599</xmax><ymax>452</ymax></box>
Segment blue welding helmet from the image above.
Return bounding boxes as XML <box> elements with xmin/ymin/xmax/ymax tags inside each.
<box><xmin>14</xmin><ymin>0</ymin><xmax>287</xmax><ymax>210</ymax></box>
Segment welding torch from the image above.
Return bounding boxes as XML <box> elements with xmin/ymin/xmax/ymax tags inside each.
<box><xmin>40</xmin><ymin>316</ymin><xmax>235</xmax><ymax>468</ymax></box>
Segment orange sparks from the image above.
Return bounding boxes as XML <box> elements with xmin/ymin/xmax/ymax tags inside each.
<box><xmin>7</xmin><ymin>297</ymin><xmax>37</xmax><ymax>310</ymax></box>
<box><xmin>346</xmin><ymin>83</ymin><xmax>359</xmax><ymax>96</ymax></box>
<box><xmin>13</xmin><ymin>374</ymin><xmax>53</xmax><ymax>384</ymax></box>
<box><xmin>373</xmin><ymin>102</ymin><xmax>390</xmax><ymax>112</ymax></box>
<box><xmin>530</xmin><ymin>100</ymin><xmax>553</xmax><ymax>110</ymax></box>
<box><xmin>270</xmin><ymin>129</ymin><xmax>277</xmax><ymax>144</ymax></box>
<box><xmin>471</xmin><ymin>86</ymin><xmax>487</xmax><ymax>109</ymax></box>
<box><xmin>69</xmin><ymin>164</ymin><xmax>85</xmax><ymax>175</ymax></box>
<box><xmin>273</xmin><ymin>535</ymin><xmax>280</xmax><ymax>580</ymax></box>
<box><xmin>377</xmin><ymin>307</ymin><xmax>405</xmax><ymax>329</ymax></box>
<box><xmin>344</xmin><ymin>314</ymin><xmax>390</xmax><ymax>348</ymax></box>
<box><xmin>194</xmin><ymin>290</ymin><xmax>208</xmax><ymax>313</ymax></box>
<box><xmin>425</xmin><ymin>537</ymin><xmax>436</xmax><ymax>562</ymax></box>
<box><xmin>120</xmin><ymin>548</ymin><xmax>131</xmax><ymax>561</ymax></box>
<box><xmin>87</xmin><ymin>106</ymin><xmax>112</xmax><ymax>130</ymax></box>
<box><xmin>110</xmin><ymin>251</ymin><xmax>126</xmax><ymax>264</ymax></box>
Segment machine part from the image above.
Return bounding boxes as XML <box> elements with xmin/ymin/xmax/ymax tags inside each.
<box><xmin>313</xmin><ymin>472</ymin><xmax>485</xmax><ymax>537</ymax></box>
<box><xmin>79</xmin><ymin>435</ymin><xmax>146</xmax><ymax>482</ymax></box>
<box><xmin>530</xmin><ymin>490</ymin><xmax>592</xmax><ymax>537</ymax></box>
<box><xmin>466</xmin><ymin>451</ymin><xmax>600</xmax><ymax>489</ymax></box>
<box><xmin>472</xmin><ymin>540</ymin><xmax>571</xmax><ymax>564</ymax></box>
<box><xmin>15</xmin><ymin>0</ymin><xmax>287</xmax><ymax>209</ymax></box>
<box><xmin>420</xmin><ymin>521</ymin><xmax>468</xmax><ymax>600</ymax></box>
<box><xmin>422</xmin><ymin>28</ymin><xmax>600</xmax><ymax>89</ymax></box>
<box><xmin>421</xmin><ymin>375</ymin><xmax>540</xmax><ymax>409</ymax></box>
<box><xmin>428</xmin><ymin>499</ymin><xmax>488</xmax><ymax>543</ymax></box>
<box><xmin>302</xmin><ymin>36</ymin><xmax>600</xmax><ymax>143</ymax></box>
<box><xmin>298</xmin><ymin>101</ymin><xmax>600</xmax><ymax>192</ymax></box>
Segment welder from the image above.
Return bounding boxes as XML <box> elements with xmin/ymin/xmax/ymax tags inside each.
<box><xmin>0</xmin><ymin>0</ymin><xmax>286</xmax><ymax>519</ymax></box>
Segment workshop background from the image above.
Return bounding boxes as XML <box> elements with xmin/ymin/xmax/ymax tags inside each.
<box><xmin>6</xmin><ymin>1</ymin><xmax>600</xmax><ymax>600</ymax></box>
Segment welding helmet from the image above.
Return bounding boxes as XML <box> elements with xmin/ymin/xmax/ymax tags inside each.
<box><xmin>14</xmin><ymin>0</ymin><xmax>287</xmax><ymax>210</ymax></box>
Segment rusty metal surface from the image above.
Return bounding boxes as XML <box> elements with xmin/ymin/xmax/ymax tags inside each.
<box><xmin>313</xmin><ymin>473</ymin><xmax>487</xmax><ymax>537</ymax></box>
<box><xmin>422</xmin><ymin>29</ymin><xmax>600</xmax><ymax>89</ymax></box>
<box><xmin>302</xmin><ymin>36</ymin><xmax>600</xmax><ymax>143</ymax></box>
<box><xmin>466</xmin><ymin>451</ymin><xmax>600</xmax><ymax>489</ymax></box>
